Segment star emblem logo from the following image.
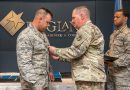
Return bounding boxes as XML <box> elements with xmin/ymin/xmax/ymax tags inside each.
<box><xmin>0</xmin><ymin>10</ymin><xmax>25</xmax><ymax>36</ymax></box>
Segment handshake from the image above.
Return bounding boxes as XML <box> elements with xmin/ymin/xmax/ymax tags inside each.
<box><xmin>48</xmin><ymin>46</ymin><xmax>59</xmax><ymax>60</ymax></box>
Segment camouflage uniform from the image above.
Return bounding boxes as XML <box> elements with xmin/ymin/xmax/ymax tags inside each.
<box><xmin>106</xmin><ymin>24</ymin><xmax>130</xmax><ymax>90</ymax></box>
<box><xmin>17</xmin><ymin>23</ymin><xmax>50</xmax><ymax>90</ymax></box>
<box><xmin>76</xmin><ymin>81</ymin><xmax>104</xmax><ymax>90</ymax></box>
<box><xmin>55</xmin><ymin>21</ymin><xmax>106</xmax><ymax>90</ymax></box>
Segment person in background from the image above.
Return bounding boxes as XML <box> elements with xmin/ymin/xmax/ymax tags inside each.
<box><xmin>48</xmin><ymin>6</ymin><xmax>106</xmax><ymax>90</ymax></box>
<box><xmin>105</xmin><ymin>9</ymin><xmax>130</xmax><ymax>90</ymax></box>
<box><xmin>17</xmin><ymin>7</ymin><xmax>54</xmax><ymax>90</ymax></box>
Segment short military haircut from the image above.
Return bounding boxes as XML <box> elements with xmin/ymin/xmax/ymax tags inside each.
<box><xmin>35</xmin><ymin>7</ymin><xmax>53</xmax><ymax>18</ymax></box>
<box><xmin>116</xmin><ymin>9</ymin><xmax>129</xmax><ymax>19</ymax></box>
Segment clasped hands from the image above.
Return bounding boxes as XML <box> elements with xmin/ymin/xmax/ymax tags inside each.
<box><xmin>48</xmin><ymin>46</ymin><xmax>59</xmax><ymax>60</ymax></box>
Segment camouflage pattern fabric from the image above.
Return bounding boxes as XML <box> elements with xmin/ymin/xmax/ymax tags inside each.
<box><xmin>17</xmin><ymin>23</ymin><xmax>50</xmax><ymax>89</ymax></box>
<box><xmin>55</xmin><ymin>21</ymin><xmax>106</xmax><ymax>83</ymax></box>
<box><xmin>76</xmin><ymin>81</ymin><xmax>105</xmax><ymax>90</ymax></box>
<box><xmin>106</xmin><ymin>24</ymin><xmax>130</xmax><ymax>90</ymax></box>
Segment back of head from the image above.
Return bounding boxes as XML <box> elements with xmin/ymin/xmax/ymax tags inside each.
<box><xmin>73</xmin><ymin>6</ymin><xmax>90</xmax><ymax>20</ymax></box>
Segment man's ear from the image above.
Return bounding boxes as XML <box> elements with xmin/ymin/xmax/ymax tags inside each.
<box><xmin>39</xmin><ymin>17</ymin><xmax>43</xmax><ymax>23</ymax></box>
<box><xmin>124</xmin><ymin>17</ymin><xmax>128</xmax><ymax>22</ymax></box>
<box><xmin>80</xmin><ymin>13</ymin><xmax>84</xmax><ymax>20</ymax></box>
<box><xmin>81</xmin><ymin>13</ymin><xmax>86</xmax><ymax>20</ymax></box>
<box><xmin>39</xmin><ymin>17</ymin><xmax>42</xmax><ymax>20</ymax></box>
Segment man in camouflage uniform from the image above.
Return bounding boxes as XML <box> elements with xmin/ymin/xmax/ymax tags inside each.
<box><xmin>17</xmin><ymin>7</ymin><xmax>54</xmax><ymax>90</ymax></box>
<box><xmin>48</xmin><ymin>6</ymin><xmax>106</xmax><ymax>90</ymax></box>
<box><xmin>106</xmin><ymin>9</ymin><xmax>130</xmax><ymax>90</ymax></box>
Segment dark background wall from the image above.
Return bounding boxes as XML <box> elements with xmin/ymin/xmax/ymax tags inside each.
<box><xmin>0</xmin><ymin>0</ymin><xmax>130</xmax><ymax>72</ymax></box>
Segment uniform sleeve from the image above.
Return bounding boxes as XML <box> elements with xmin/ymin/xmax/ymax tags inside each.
<box><xmin>55</xmin><ymin>28</ymin><xmax>93</xmax><ymax>62</ymax></box>
<box><xmin>113</xmin><ymin>33</ymin><xmax>130</xmax><ymax>67</ymax></box>
<box><xmin>17</xmin><ymin>35</ymin><xmax>38</xmax><ymax>84</ymax></box>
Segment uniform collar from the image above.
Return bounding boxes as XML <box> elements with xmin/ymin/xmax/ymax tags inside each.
<box><xmin>82</xmin><ymin>20</ymin><xmax>92</xmax><ymax>27</ymax></box>
<box><xmin>115</xmin><ymin>24</ymin><xmax>127</xmax><ymax>32</ymax></box>
<box><xmin>85</xmin><ymin>20</ymin><xmax>92</xmax><ymax>24</ymax></box>
<box><xmin>29</xmin><ymin>23</ymin><xmax>43</xmax><ymax>38</ymax></box>
<box><xmin>78</xmin><ymin>20</ymin><xmax>92</xmax><ymax>30</ymax></box>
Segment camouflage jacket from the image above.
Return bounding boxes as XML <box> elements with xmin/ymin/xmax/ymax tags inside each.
<box><xmin>106</xmin><ymin>24</ymin><xmax>130</xmax><ymax>85</ymax></box>
<box><xmin>55</xmin><ymin>21</ymin><xmax>106</xmax><ymax>82</ymax></box>
<box><xmin>17</xmin><ymin>23</ymin><xmax>50</xmax><ymax>87</ymax></box>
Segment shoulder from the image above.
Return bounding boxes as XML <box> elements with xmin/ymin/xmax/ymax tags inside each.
<box><xmin>120</xmin><ymin>27</ymin><xmax>130</xmax><ymax>38</ymax></box>
<box><xmin>122</xmin><ymin>27</ymin><xmax>130</xmax><ymax>41</ymax></box>
<box><xmin>78</xmin><ymin>23</ymin><xmax>103</xmax><ymax>38</ymax></box>
<box><xmin>83</xmin><ymin>23</ymin><xmax>102</xmax><ymax>34</ymax></box>
<box><xmin>17</xmin><ymin>27</ymin><xmax>32</xmax><ymax>41</ymax></box>
<box><xmin>123</xmin><ymin>27</ymin><xmax>130</xmax><ymax>34</ymax></box>
<box><xmin>85</xmin><ymin>23</ymin><xmax>103</xmax><ymax>37</ymax></box>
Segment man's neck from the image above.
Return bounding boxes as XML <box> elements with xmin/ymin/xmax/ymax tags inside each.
<box><xmin>116</xmin><ymin>23</ymin><xmax>127</xmax><ymax>30</ymax></box>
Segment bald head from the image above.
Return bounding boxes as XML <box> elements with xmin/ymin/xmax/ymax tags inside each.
<box><xmin>71</xmin><ymin>6</ymin><xmax>90</xmax><ymax>29</ymax></box>
<box><xmin>73</xmin><ymin>6</ymin><xmax>90</xmax><ymax>20</ymax></box>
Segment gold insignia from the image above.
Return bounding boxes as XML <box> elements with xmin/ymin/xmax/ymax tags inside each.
<box><xmin>0</xmin><ymin>10</ymin><xmax>25</xmax><ymax>36</ymax></box>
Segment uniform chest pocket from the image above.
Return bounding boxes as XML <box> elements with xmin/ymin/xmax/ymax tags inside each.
<box><xmin>73</xmin><ymin>34</ymin><xmax>87</xmax><ymax>47</ymax></box>
<box><xmin>33</xmin><ymin>42</ymin><xmax>47</xmax><ymax>53</ymax></box>
<box><xmin>113</xmin><ymin>36</ymin><xmax>124</xmax><ymax>46</ymax></box>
